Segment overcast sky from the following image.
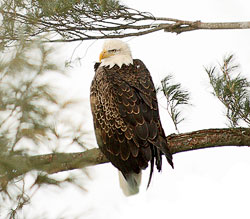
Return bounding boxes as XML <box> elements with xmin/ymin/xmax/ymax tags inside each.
<box><xmin>24</xmin><ymin>1</ymin><xmax>250</xmax><ymax>218</ymax></box>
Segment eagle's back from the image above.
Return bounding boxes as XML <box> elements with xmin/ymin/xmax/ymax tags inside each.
<box><xmin>90</xmin><ymin>59</ymin><xmax>173</xmax><ymax>184</ymax></box>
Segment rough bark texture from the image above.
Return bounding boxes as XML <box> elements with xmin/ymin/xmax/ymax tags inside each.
<box><xmin>167</xmin><ymin>128</ymin><xmax>250</xmax><ymax>154</ymax></box>
<box><xmin>1</xmin><ymin>128</ymin><xmax>250</xmax><ymax>184</ymax></box>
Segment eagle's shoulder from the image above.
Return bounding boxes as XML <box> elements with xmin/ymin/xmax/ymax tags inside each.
<box><xmin>132</xmin><ymin>59</ymin><xmax>148</xmax><ymax>69</ymax></box>
<box><xmin>94</xmin><ymin>62</ymin><xmax>101</xmax><ymax>71</ymax></box>
<box><xmin>133</xmin><ymin>59</ymin><xmax>145</xmax><ymax>65</ymax></box>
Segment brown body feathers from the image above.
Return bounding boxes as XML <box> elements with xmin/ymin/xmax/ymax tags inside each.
<box><xmin>90</xmin><ymin>59</ymin><xmax>173</xmax><ymax>186</ymax></box>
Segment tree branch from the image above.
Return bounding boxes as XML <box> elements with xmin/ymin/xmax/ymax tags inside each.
<box><xmin>164</xmin><ymin>21</ymin><xmax>250</xmax><ymax>34</ymax></box>
<box><xmin>1</xmin><ymin>128</ymin><xmax>250</xmax><ymax>185</ymax></box>
<box><xmin>2</xmin><ymin>2</ymin><xmax>250</xmax><ymax>44</ymax></box>
<box><xmin>167</xmin><ymin>127</ymin><xmax>250</xmax><ymax>153</ymax></box>
<box><xmin>42</xmin><ymin>20</ymin><xmax>250</xmax><ymax>42</ymax></box>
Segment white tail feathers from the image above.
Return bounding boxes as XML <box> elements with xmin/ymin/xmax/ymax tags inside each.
<box><xmin>118</xmin><ymin>171</ymin><xmax>142</xmax><ymax>196</ymax></box>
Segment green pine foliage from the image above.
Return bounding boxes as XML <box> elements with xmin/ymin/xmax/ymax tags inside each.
<box><xmin>0</xmin><ymin>38</ymin><xmax>58</xmax><ymax>152</ymax></box>
<box><xmin>0</xmin><ymin>0</ymin><xmax>150</xmax><ymax>45</ymax></box>
<box><xmin>205</xmin><ymin>54</ymin><xmax>250</xmax><ymax>127</ymax></box>
<box><xmin>0</xmin><ymin>38</ymin><xmax>89</xmax><ymax>218</ymax></box>
<box><xmin>0</xmin><ymin>38</ymin><xmax>56</xmax><ymax>217</ymax></box>
<box><xmin>157</xmin><ymin>74</ymin><xmax>191</xmax><ymax>133</ymax></box>
<box><xmin>0</xmin><ymin>0</ymin><xmax>122</xmax><ymax>47</ymax></box>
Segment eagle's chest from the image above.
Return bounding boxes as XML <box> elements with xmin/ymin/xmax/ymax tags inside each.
<box><xmin>91</xmin><ymin>71</ymin><xmax>133</xmax><ymax>134</ymax></box>
<box><xmin>91</xmin><ymin>73</ymin><xmax>120</xmax><ymax>118</ymax></box>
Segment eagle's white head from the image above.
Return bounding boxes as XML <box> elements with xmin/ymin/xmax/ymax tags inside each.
<box><xmin>99</xmin><ymin>40</ymin><xmax>133</xmax><ymax>68</ymax></box>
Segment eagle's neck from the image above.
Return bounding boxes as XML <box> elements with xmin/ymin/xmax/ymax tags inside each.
<box><xmin>100</xmin><ymin>54</ymin><xmax>133</xmax><ymax>68</ymax></box>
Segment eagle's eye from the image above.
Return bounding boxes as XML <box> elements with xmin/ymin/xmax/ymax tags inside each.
<box><xmin>108</xmin><ymin>49</ymin><xmax>117</xmax><ymax>53</ymax></box>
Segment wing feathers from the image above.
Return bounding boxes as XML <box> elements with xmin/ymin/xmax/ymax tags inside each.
<box><xmin>127</xmin><ymin>139</ymin><xmax>139</xmax><ymax>157</ymax></box>
<box><xmin>120</xmin><ymin>141</ymin><xmax>130</xmax><ymax>161</ymax></box>
<box><xmin>148</xmin><ymin>121</ymin><xmax>158</xmax><ymax>140</ymax></box>
<box><xmin>135</xmin><ymin>122</ymin><xmax>149</xmax><ymax>141</ymax></box>
<box><xmin>90</xmin><ymin>59</ymin><xmax>173</xmax><ymax>188</ymax></box>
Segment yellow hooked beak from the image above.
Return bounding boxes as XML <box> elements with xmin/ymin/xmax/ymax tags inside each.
<box><xmin>99</xmin><ymin>49</ymin><xmax>114</xmax><ymax>62</ymax></box>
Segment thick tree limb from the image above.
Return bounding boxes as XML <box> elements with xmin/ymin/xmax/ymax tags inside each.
<box><xmin>1</xmin><ymin>128</ymin><xmax>250</xmax><ymax>185</ymax></box>
<box><xmin>167</xmin><ymin>128</ymin><xmax>250</xmax><ymax>153</ymax></box>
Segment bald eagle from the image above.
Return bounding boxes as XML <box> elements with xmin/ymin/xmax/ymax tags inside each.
<box><xmin>90</xmin><ymin>40</ymin><xmax>173</xmax><ymax>196</ymax></box>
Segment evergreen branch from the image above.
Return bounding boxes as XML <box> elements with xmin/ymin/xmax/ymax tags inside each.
<box><xmin>205</xmin><ymin>55</ymin><xmax>250</xmax><ymax>127</ymax></box>
<box><xmin>1</xmin><ymin>1</ymin><xmax>250</xmax><ymax>45</ymax></box>
<box><xmin>158</xmin><ymin>74</ymin><xmax>190</xmax><ymax>133</ymax></box>
<box><xmin>1</xmin><ymin>127</ymin><xmax>250</xmax><ymax>186</ymax></box>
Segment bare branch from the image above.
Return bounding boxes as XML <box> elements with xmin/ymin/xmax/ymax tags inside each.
<box><xmin>164</xmin><ymin>21</ymin><xmax>250</xmax><ymax>34</ymax></box>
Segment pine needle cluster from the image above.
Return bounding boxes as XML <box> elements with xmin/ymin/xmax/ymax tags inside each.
<box><xmin>205</xmin><ymin>54</ymin><xmax>250</xmax><ymax>127</ymax></box>
<box><xmin>157</xmin><ymin>74</ymin><xmax>191</xmax><ymax>133</ymax></box>
<box><xmin>0</xmin><ymin>0</ymin><xmax>159</xmax><ymax>44</ymax></box>
<box><xmin>0</xmin><ymin>0</ymin><xmax>123</xmax><ymax>46</ymax></box>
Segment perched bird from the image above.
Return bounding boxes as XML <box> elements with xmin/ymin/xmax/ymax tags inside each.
<box><xmin>90</xmin><ymin>40</ymin><xmax>173</xmax><ymax>196</ymax></box>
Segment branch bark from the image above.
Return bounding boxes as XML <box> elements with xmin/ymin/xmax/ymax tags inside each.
<box><xmin>44</xmin><ymin>20</ymin><xmax>250</xmax><ymax>42</ymax></box>
<box><xmin>163</xmin><ymin>21</ymin><xmax>250</xmax><ymax>34</ymax></box>
<box><xmin>1</xmin><ymin>128</ymin><xmax>250</xmax><ymax>184</ymax></box>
